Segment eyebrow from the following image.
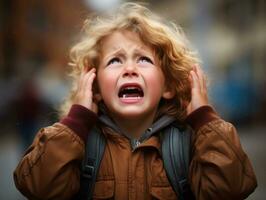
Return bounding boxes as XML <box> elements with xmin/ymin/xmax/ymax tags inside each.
<box><xmin>100</xmin><ymin>48</ymin><xmax>157</xmax><ymax>68</ymax></box>
<box><xmin>105</xmin><ymin>48</ymin><xmax>124</xmax><ymax>58</ymax></box>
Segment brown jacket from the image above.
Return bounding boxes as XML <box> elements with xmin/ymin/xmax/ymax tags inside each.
<box><xmin>14</xmin><ymin>105</ymin><xmax>257</xmax><ymax>200</ymax></box>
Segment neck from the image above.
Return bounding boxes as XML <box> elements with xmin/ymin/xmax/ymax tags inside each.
<box><xmin>111</xmin><ymin>112</ymin><xmax>156</xmax><ymax>139</ymax></box>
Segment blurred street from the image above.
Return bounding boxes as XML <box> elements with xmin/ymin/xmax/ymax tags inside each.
<box><xmin>0</xmin><ymin>125</ymin><xmax>265</xmax><ymax>200</ymax></box>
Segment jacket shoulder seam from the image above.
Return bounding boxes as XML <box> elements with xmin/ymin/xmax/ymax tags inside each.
<box><xmin>22</xmin><ymin>124</ymin><xmax>83</xmax><ymax>178</ymax></box>
<box><xmin>206</xmin><ymin>121</ymin><xmax>255</xmax><ymax>180</ymax></box>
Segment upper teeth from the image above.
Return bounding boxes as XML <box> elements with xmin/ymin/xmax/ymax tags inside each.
<box><xmin>124</xmin><ymin>87</ymin><xmax>140</xmax><ymax>90</ymax></box>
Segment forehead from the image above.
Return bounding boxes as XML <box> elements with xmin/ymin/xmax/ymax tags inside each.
<box><xmin>99</xmin><ymin>30</ymin><xmax>154</xmax><ymax>55</ymax></box>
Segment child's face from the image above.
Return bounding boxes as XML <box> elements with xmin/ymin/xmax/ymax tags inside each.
<box><xmin>97</xmin><ymin>30</ymin><xmax>174</xmax><ymax>120</ymax></box>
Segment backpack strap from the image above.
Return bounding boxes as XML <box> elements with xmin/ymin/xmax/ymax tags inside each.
<box><xmin>161</xmin><ymin>124</ymin><xmax>195</xmax><ymax>200</ymax></box>
<box><xmin>77</xmin><ymin>127</ymin><xmax>106</xmax><ymax>200</ymax></box>
<box><xmin>77</xmin><ymin>124</ymin><xmax>194</xmax><ymax>200</ymax></box>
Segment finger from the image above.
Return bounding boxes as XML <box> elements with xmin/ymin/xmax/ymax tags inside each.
<box><xmin>186</xmin><ymin>102</ymin><xmax>192</xmax><ymax>116</ymax></box>
<box><xmin>84</xmin><ymin>67</ymin><xmax>96</xmax><ymax>77</ymax></box>
<box><xmin>190</xmin><ymin>70</ymin><xmax>200</xmax><ymax>90</ymax></box>
<box><xmin>83</xmin><ymin>72</ymin><xmax>96</xmax><ymax>95</ymax></box>
<box><xmin>77</xmin><ymin>72</ymin><xmax>85</xmax><ymax>92</ymax></box>
<box><xmin>195</xmin><ymin>65</ymin><xmax>207</xmax><ymax>91</ymax></box>
<box><xmin>83</xmin><ymin>65</ymin><xmax>91</xmax><ymax>73</ymax></box>
<box><xmin>88</xmin><ymin>67</ymin><xmax>96</xmax><ymax>75</ymax></box>
<box><xmin>194</xmin><ymin>65</ymin><xmax>203</xmax><ymax>85</ymax></box>
<box><xmin>79</xmin><ymin>68</ymin><xmax>95</xmax><ymax>90</ymax></box>
<box><xmin>80</xmin><ymin>67</ymin><xmax>95</xmax><ymax>82</ymax></box>
<box><xmin>83</xmin><ymin>68</ymin><xmax>96</xmax><ymax>89</ymax></box>
<box><xmin>78</xmin><ymin>67</ymin><xmax>90</xmax><ymax>91</ymax></box>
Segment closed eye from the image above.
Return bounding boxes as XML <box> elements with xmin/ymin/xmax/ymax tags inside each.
<box><xmin>107</xmin><ymin>57</ymin><xmax>121</xmax><ymax>66</ymax></box>
<box><xmin>138</xmin><ymin>56</ymin><xmax>154</xmax><ymax>64</ymax></box>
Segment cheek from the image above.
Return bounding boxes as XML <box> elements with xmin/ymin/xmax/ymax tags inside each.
<box><xmin>97</xmin><ymin>71</ymin><xmax>117</xmax><ymax>97</ymax></box>
<box><xmin>145</xmin><ymin>71</ymin><xmax>166</xmax><ymax>94</ymax></box>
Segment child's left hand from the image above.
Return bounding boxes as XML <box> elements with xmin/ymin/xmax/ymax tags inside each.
<box><xmin>186</xmin><ymin>65</ymin><xmax>209</xmax><ymax>116</ymax></box>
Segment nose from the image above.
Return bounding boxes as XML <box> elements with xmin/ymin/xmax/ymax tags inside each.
<box><xmin>122</xmin><ymin>63</ymin><xmax>139</xmax><ymax>78</ymax></box>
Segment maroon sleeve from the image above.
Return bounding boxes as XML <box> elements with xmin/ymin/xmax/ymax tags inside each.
<box><xmin>60</xmin><ymin>104</ymin><xmax>98</xmax><ymax>142</ymax></box>
<box><xmin>185</xmin><ymin>105</ymin><xmax>220</xmax><ymax>132</ymax></box>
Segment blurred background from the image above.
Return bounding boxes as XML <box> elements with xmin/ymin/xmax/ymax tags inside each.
<box><xmin>0</xmin><ymin>0</ymin><xmax>265</xmax><ymax>199</ymax></box>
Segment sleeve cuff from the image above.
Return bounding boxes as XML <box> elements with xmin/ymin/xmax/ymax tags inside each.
<box><xmin>185</xmin><ymin>105</ymin><xmax>220</xmax><ymax>132</ymax></box>
<box><xmin>60</xmin><ymin>104</ymin><xmax>98</xmax><ymax>143</ymax></box>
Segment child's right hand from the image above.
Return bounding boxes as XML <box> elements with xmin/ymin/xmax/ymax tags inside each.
<box><xmin>73</xmin><ymin>68</ymin><xmax>100</xmax><ymax>113</ymax></box>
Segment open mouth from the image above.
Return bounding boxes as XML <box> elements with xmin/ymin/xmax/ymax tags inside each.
<box><xmin>118</xmin><ymin>84</ymin><xmax>144</xmax><ymax>99</ymax></box>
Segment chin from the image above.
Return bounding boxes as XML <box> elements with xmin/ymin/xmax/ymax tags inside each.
<box><xmin>115</xmin><ymin>107</ymin><xmax>157</xmax><ymax>119</ymax></box>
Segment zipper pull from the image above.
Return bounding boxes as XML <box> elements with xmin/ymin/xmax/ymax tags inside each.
<box><xmin>131</xmin><ymin>139</ymin><xmax>141</xmax><ymax>151</ymax></box>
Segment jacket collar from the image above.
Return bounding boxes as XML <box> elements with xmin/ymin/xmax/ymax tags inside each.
<box><xmin>97</xmin><ymin>102</ymin><xmax>176</xmax><ymax>142</ymax></box>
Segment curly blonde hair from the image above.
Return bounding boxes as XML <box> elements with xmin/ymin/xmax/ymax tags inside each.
<box><xmin>60</xmin><ymin>2</ymin><xmax>200</xmax><ymax>121</ymax></box>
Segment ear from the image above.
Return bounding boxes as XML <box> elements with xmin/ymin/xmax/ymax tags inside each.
<box><xmin>93</xmin><ymin>93</ymin><xmax>102</xmax><ymax>103</ymax></box>
<box><xmin>162</xmin><ymin>87</ymin><xmax>175</xmax><ymax>99</ymax></box>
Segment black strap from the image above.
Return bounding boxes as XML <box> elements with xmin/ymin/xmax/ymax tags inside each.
<box><xmin>77</xmin><ymin>127</ymin><xmax>106</xmax><ymax>200</ymax></box>
<box><xmin>161</xmin><ymin>125</ymin><xmax>195</xmax><ymax>200</ymax></box>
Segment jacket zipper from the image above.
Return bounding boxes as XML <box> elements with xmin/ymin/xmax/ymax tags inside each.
<box><xmin>131</xmin><ymin>139</ymin><xmax>149</xmax><ymax>198</ymax></box>
<box><xmin>131</xmin><ymin>139</ymin><xmax>141</xmax><ymax>152</ymax></box>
